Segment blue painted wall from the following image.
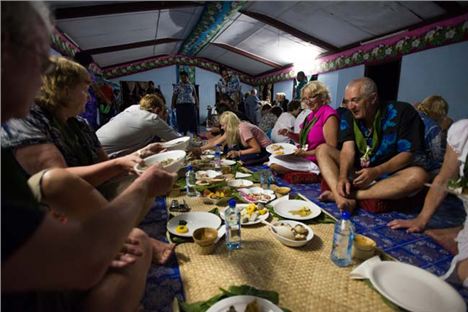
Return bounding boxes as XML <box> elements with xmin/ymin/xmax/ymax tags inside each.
<box><xmin>273</xmin><ymin>80</ymin><xmax>294</xmax><ymax>101</ymax></box>
<box><xmin>318</xmin><ymin>71</ymin><xmax>339</xmax><ymax>108</ymax></box>
<box><xmin>398</xmin><ymin>41</ymin><xmax>468</xmax><ymax>121</ymax></box>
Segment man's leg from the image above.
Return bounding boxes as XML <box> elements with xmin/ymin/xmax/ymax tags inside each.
<box><xmin>315</xmin><ymin>144</ymin><xmax>356</xmax><ymax>211</ymax></box>
<box><xmin>355</xmin><ymin>166</ymin><xmax>428</xmax><ymax>200</ymax></box>
<box><xmin>82</xmin><ymin>228</ymin><xmax>152</xmax><ymax>312</ymax></box>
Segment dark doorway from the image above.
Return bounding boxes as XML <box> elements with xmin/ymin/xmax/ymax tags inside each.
<box><xmin>365</xmin><ymin>59</ymin><xmax>401</xmax><ymax>103</ymax></box>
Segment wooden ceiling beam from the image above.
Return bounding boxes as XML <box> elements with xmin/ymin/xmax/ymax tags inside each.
<box><xmin>239</xmin><ymin>10</ymin><xmax>338</xmax><ymax>52</ymax></box>
<box><xmin>82</xmin><ymin>38</ymin><xmax>182</xmax><ymax>55</ymax></box>
<box><xmin>211</xmin><ymin>43</ymin><xmax>282</xmax><ymax>68</ymax></box>
<box><xmin>54</xmin><ymin>1</ymin><xmax>204</xmax><ymax>19</ymax></box>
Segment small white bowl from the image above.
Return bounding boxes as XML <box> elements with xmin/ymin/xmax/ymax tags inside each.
<box><xmin>134</xmin><ymin>150</ymin><xmax>186</xmax><ymax>174</ymax></box>
<box><xmin>228</xmin><ymin>179</ymin><xmax>254</xmax><ymax>188</ymax></box>
<box><xmin>161</xmin><ymin>136</ymin><xmax>190</xmax><ymax>151</ymax></box>
<box><xmin>269</xmin><ymin>220</ymin><xmax>314</xmax><ymax>248</ymax></box>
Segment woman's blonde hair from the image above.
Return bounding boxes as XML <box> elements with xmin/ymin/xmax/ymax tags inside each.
<box><xmin>219</xmin><ymin>111</ymin><xmax>241</xmax><ymax>146</ymax></box>
<box><xmin>301</xmin><ymin>81</ymin><xmax>331</xmax><ymax>103</ymax></box>
<box><xmin>416</xmin><ymin>95</ymin><xmax>449</xmax><ymax>122</ymax></box>
<box><xmin>140</xmin><ymin>93</ymin><xmax>165</xmax><ymax>112</ymax></box>
<box><xmin>36</xmin><ymin>56</ymin><xmax>90</xmax><ymax>112</ymax></box>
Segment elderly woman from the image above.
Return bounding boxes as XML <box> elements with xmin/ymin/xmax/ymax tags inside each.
<box><xmin>1</xmin><ymin>56</ymin><xmax>174</xmax><ymax>264</ymax></box>
<box><xmin>417</xmin><ymin>95</ymin><xmax>453</xmax><ymax>132</ymax></box>
<box><xmin>197</xmin><ymin>111</ymin><xmax>271</xmax><ymax>165</ymax></box>
<box><xmin>268</xmin><ymin>81</ymin><xmax>338</xmax><ymax>174</ymax></box>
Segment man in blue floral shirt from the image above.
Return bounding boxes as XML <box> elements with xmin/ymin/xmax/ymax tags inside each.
<box><xmin>316</xmin><ymin>77</ymin><xmax>429</xmax><ymax>212</ymax></box>
<box><xmin>216</xmin><ymin>67</ymin><xmax>241</xmax><ymax>109</ymax></box>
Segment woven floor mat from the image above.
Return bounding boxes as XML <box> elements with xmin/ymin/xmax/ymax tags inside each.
<box><xmin>176</xmin><ymin>223</ymin><xmax>392</xmax><ymax>311</ymax></box>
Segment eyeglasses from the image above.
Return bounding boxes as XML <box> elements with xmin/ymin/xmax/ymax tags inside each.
<box><xmin>301</xmin><ymin>93</ymin><xmax>323</xmax><ymax>105</ymax></box>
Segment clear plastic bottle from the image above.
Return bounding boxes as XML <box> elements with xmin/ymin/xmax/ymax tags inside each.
<box><xmin>214</xmin><ymin>144</ymin><xmax>222</xmax><ymax>169</ymax></box>
<box><xmin>185</xmin><ymin>165</ymin><xmax>198</xmax><ymax>197</ymax></box>
<box><xmin>225</xmin><ymin>199</ymin><xmax>241</xmax><ymax>250</ymax></box>
<box><xmin>331</xmin><ymin>211</ymin><xmax>354</xmax><ymax>267</ymax></box>
<box><xmin>260</xmin><ymin>165</ymin><xmax>272</xmax><ymax>190</ymax></box>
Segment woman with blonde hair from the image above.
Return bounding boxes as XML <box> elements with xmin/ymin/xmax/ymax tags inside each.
<box><xmin>416</xmin><ymin>95</ymin><xmax>453</xmax><ymax>131</ymax></box>
<box><xmin>198</xmin><ymin>111</ymin><xmax>271</xmax><ymax>165</ymax></box>
<box><xmin>2</xmin><ymin>55</ymin><xmax>175</xmax><ymax>264</ymax></box>
<box><xmin>269</xmin><ymin>80</ymin><xmax>338</xmax><ymax>174</ymax></box>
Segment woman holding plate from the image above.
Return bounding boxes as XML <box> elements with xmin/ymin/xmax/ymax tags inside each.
<box><xmin>268</xmin><ymin>81</ymin><xmax>338</xmax><ymax>174</ymax></box>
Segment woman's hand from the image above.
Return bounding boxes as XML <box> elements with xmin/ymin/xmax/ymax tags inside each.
<box><xmin>137</xmin><ymin>143</ymin><xmax>165</xmax><ymax>158</ymax></box>
<box><xmin>110</xmin><ymin>237</ymin><xmax>143</xmax><ymax>269</ymax></box>
<box><xmin>293</xmin><ymin>148</ymin><xmax>308</xmax><ymax>157</ymax></box>
<box><xmin>278</xmin><ymin>128</ymin><xmax>289</xmax><ymax>136</ymax></box>
<box><xmin>115</xmin><ymin>154</ymin><xmax>143</xmax><ymax>173</ymax></box>
<box><xmin>226</xmin><ymin>150</ymin><xmax>241</xmax><ymax>159</ymax></box>
<box><xmin>387</xmin><ymin>216</ymin><xmax>428</xmax><ymax>233</ymax></box>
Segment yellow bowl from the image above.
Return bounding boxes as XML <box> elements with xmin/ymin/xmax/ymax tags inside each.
<box><xmin>353</xmin><ymin>234</ymin><xmax>376</xmax><ymax>260</ymax></box>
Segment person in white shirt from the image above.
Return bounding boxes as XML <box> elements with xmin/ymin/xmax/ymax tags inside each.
<box><xmin>271</xmin><ymin>100</ymin><xmax>301</xmax><ymax>143</ymax></box>
<box><xmin>97</xmin><ymin>94</ymin><xmax>181</xmax><ymax>158</ymax></box>
<box><xmin>294</xmin><ymin>101</ymin><xmax>312</xmax><ymax>133</ymax></box>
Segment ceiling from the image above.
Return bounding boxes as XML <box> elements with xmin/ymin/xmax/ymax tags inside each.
<box><xmin>47</xmin><ymin>1</ymin><xmax>468</xmax><ymax>77</ymax></box>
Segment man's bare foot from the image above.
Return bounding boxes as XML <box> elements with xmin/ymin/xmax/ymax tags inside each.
<box><xmin>318</xmin><ymin>190</ymin><xmax>335</xmax><ymax>202</ymax></box>
<box><xmin>336</xmin><ymin>196</ymin><xmax>356</xmax><ymax>213</ymax></box>
<box><xmin>150</xmin><ymin>238</ymin><xmax>176</xmax><ymax>265</ymax></box>
<box><xmin>425</xmin><ymin>226</ymin><xmax>462</xmax><ymax>255</ymax></box>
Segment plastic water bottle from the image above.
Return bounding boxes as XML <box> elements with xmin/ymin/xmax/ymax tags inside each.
<box><xmin>225</xmin><ymin>199</ymin><xmax>241</xmax><ymax>250</ymax></box>
<box><xmin>260</xmin><ymin>165</ymin><xmax>272</xmax><ymax>190</ymax></box>
<box><xmin>331</xmin><ymin>211</ymin><xmax>354</xmax><ymax>267</ymax></box>
<box><xmin>214</xmin><ymin>144</ymin><xmax>222</xmax><ymax>169</ymax></box>
<box><xmin>185</xmin><ymin>165</ymin><xmax>198</xmax><ymax>197</ymax></box>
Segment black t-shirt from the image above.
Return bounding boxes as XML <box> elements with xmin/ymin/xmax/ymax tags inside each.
<box><xmin>1</xmin><ymin>148</ymin><xmax>44</xmax><ymax>262</ymax></box>
<box><xmin>339</xmin><ymin>101</ymin><xmax>425</xmax><ymax>168</ymax></box>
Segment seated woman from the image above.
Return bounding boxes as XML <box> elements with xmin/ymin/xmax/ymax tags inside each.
<box><xmin>388</xmin><ymin>119</ymin><xmax>468</xmax><ymax>287</ymax></box>
<box><xmin>271</xmin><ymin>100</ymin><xmax>301</xmax><ymax>143</ymax></box>
<box><xmin>196</xmin><ymin>111</ymin><xmax>271</xmax><ymax>165</ymax></box>
<box><xmin>268</xmin><ymin>81</ymin><xmax>338</xmax><ymax>174</ymax></box>
<box><xmin>258</xmin><ymin>104</ymin><xmax>279</xmax><ymax>136</ymax></box>
<box><xmin>1</xmin><ymin>56</ymin><xmax>174</xmax><ymax>264</ymax></box>
<box><xmin>417</xmin><ymin>95</ymin><xmax>453</xmax><ymax>133</ymax></box>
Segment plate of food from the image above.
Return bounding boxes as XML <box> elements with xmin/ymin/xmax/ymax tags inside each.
<box><xmin>235</xmin><ymin>172</ymin><xmax>252</xmax><ymax>178</ymax></box>
<box><xmin>227</xmin><ymin>179</ymin><xmax>254</xmax><ymax>188</ymax></box>
<box><xmin>134</xmin><ymin>150</ymin><xmax>186</xmax><ymax>174</ymax></box>
<box><xmin>369</xmin><ymin>261</ymin><xmax>466</xmax><ymax>312</ymax></box>
<box><xmin>220</xmin><ymin>203</ymin><xmax>269</xmax><ymax>225</ymax></box>
<box><xmin>206</xmin><ymin>295</ymin><xmax>282</xmax><ymax>312</ymax></box>
<box><xmin>238</xmin><ymin>187</ymin><xmax>276</xmax><ymax>204</ymax></box>
<box><xmin>266</xmin><ymin>143</ymin><xmax>297</xmax><ymax>156</ymax></box>
<box><xmin>273</xmin><ymin>199</ymin><xmax>321</xmax><ymax>220</ymax></box>
<box><xmin>269</xmin><ymin>220</ymin><xmax>314</xmax><ymax>247</ymax></box>
<box><xmin>166</xmin><ymin>212</ymin><xmax>221</xmax><ymax>237</ymax></box>
<box><xmin>196</xmin><ymin>170</ymin><xmax>223</xmax><ymax>180</ymax></box>
<box><xmin>221</xmin><ymin>159</ymin><xmax>236</xmax><ymax>166</ymax></box>
<box><xmin>160</xmin><ymin>136</ymin><xmax>190</xmax><ymax>151</ymax></box>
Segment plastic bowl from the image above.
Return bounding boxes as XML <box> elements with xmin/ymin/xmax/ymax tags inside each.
<box><xmin>193</xmin><ymin>227</ymin><xmax>218</xmax><ymax>246</ymax></box>
<box><xmin>134</xmin><ymin>150</ymin><xmax>186</xmax><ymax>174</ymax></box>
<box><xmin>353</xmin><ymin>234</ymin><xmax>376</xmax><ymax>260</ymax></box>
<box><xmin>269</xmin><ymin>220</ymin><xmax>314</xmax><ymax>247</ymax></box>
<box><xmin>161</xmin><ymin>136</ymin><xmax>190</xmax><ymax>151</ymax></box>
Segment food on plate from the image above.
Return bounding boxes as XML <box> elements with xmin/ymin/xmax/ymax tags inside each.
<box><xmin>240</xmin><ymin>203</ymin><xmax>268</xmax><ymax>223</ymax></box>
<box><xmin>289</xmin><ymin>206</ymin><xmax>312</xmax><ymax>217</ymax></box>
<box><xmin>175</xmin><ymin>220</ymin><xmax>188</xmax><ymax>234</ymax></box>
<box><xmin>270</xmin><ymin>144</ymin><xmax>285</xmax><ymax>156</ymax></box>
<box><xmin>242</xmin><ymin>192</ymin><xmax>272</xmax><ymax>202</ymax></box>
<box><xmin>203</xmin><ymin>189</ymin><xmax>230</xmax><ymax>199</ymax></box>
<box><xmin>196</xmin><ymin>180</ymin><xmax>210</xmax><ymax>186</ymax></box>
<box><xmin>159</xmin><ymin>158</ymin><xmax>175</xmax><ymax>167</ymax></box>
<box><xmin>245</xmin><ymin>300</ymin><xmax>260</xmax><ymax>312</ymax></box>
<box><xmin>274</xmin><ymin>222</ymin><xmax>308</xmax><ymax>240</ymax></box>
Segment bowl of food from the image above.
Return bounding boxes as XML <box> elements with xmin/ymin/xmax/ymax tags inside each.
<box><xmin>353</xmin><ymin>234</ymin><xmax>376</xmax><ymax>260</ymax></box>
<box><xmin>269</xmin><ymin>220</ymin><xmax>313</xmax><ymax>247</ymax></box>
<box><xmin>227</xmin><ymin>179</ymin><xmax>254</xmax><ymax>188</ymax></box>
<box><xmin>134</xmin><ymin>150</ymin><xmax>186</xmax><ymax>174</ymax></box>
<box><xmin>161</xmin><ymin>136</ymin><xmax>190</xmax><ymax>151</ymax></box>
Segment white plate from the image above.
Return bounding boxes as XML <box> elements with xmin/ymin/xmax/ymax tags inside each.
<box><xmin>160</xmin><ymin>136</ymin><xmax>190</xmax><ymax>151</ymax></box>
<box><xmin>266</xmin><ymin>143</ymin><xmax>297</xmax><ymax>156</ymax></box>
<box><xmin>221</xmin><ymin>159</ymin><xmax>236</xmax><ymax>166</ymax></box>
<box><xmin>220</xmin><ymin>204</ymin><xmax>270</xmax><ymax>225</ymax></box>
<box><xmin>273</xmin><ymin>199</ymin><xmax>321</xmax><ymax>220</ymax></box>
<box><xmin>270</xmin><ymin>220</ymin><xmax>314</xmax><ymax>247</ymax></box>
<box><xmin>369</xmin><ymin>261</ymin><xmax>466</xmax><ymax>312</ymax></box>
<box><xmin>235</xmin><ymin>172</ymin><xmax>252</xmax><ymax>178</ymax></box>
<box><xmin>167</xmin><ymin>212</ymin><xmax>221</xmax><ymax>237</ymax></box>
<box><xmin>134</xmin><ymin>150</ymin><xmax>186</xmax><ymax>174</ymax></box>
<box><xmin>206</xmin><ymin>295</ymin><xmax>282</xmax><ymax>312</ymax></box>
<box><xmin>238</xmin><ymin>187</ymin><xmax>276</xmax><ymax>204</ymax></box>
<box><xmin>228</xmin><ymin>179</ymin><xmax>254</xmax><ymax>188</ymax></box>
<box><xmin>196</xmin><ymin>170</ymin><xmax>223</xmax><ymax>180</ymax></box>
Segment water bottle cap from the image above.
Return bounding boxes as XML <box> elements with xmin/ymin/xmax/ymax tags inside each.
<box><xmin>341</xmin><ymin>211</ymin><xmax>351</xmax><ymax>220</ymax></box>
<box><xmin>228</xmin><ymin>198</ymin><xmax>236</xmax><ymax>207</ymax></box>
<box><xmin>262</xmin><ymin>165</ymin><xmax>269</xmax><ymax>169</ymax></box>
<box><xmin>187</xmin><ymin>165</ymin><xmax>193</xmax><ymax>171</ymax></box>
